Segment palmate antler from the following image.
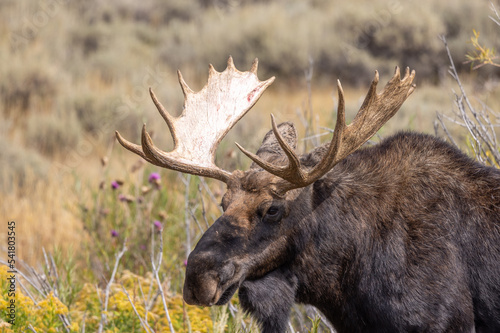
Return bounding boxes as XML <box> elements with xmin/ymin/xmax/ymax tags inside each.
<box><xmin>117</xmin><ymin>58</ymin><xmax>415</xmax><ymax>192</ymax></box>
<box><xmin>115</xmin><ymin>57</ymin><xmax>275</xmax><ymax>183</ymax></box>
<box><xmin>237</xmin><ymin>67</ymin><xmax>416</xmax><ymax>190</ymax></box>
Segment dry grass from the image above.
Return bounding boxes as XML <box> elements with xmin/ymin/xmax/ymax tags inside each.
<box><xmin>0</xmin><ymin>171</ymin><xmax>84</xmax><ymax>265</ymax></box>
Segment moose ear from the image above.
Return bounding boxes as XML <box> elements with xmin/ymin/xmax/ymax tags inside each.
<box><xmin>251</xmin><ymin>121</ymin><xmax>298</xmax><ymax>169</ymax></box>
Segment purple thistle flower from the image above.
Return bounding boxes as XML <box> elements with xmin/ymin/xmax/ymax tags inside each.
<box><xmin>118</xmin><ymin>194</ymin><xmax>135</xmax><ymax>203</ymax></box>
<box><xmin>148</xmin><ymin>172</ymin><xmax>161</xmax><ymax>184</ymax></box>
<box><xmin>111</xmin><ymin>229</ymin><xmax>118</xmax><ymax>237</ymax></box>
<box><xmin>183</xmin><ymin>260</ymin><xmax>188</xmax><ymax>267</ymax></box>
<box><xmin>153</xmin><ymin>220</ymin><xmax>162</xmax><ymax>231</ymax></box>
<box><xmin>111</xmin><ymin>181</ymin><xmax>120</xmax><ymax>190</ymax></box>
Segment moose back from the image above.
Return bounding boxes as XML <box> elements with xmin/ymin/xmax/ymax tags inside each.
<box><xmin>116</xmin><ymin>58</ymin><xmax>500</xmax><ymax>333</ymax></box>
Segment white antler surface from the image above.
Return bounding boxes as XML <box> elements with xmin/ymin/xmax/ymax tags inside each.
<box><xmin>116</xmin><ymin>57</ymin><xmax>275</xmax><ymax>182</ymax></box>
<box><xmin>173</xmin><ymin>57</ymin><xmax>274</xmax><ymax>166</ymax></box>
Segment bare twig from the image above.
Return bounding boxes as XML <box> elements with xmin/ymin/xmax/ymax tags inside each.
<box><xmin>121</xmin><ymin>284</ymin><xmax>154</xmax><ymax>332</ymax></box>
<box><xmin>434</xmin><ymin>112</ymin><xmax>459</xmax><ymax>148</ymax></box>
<box><xmin>198</xmin><ymin>177</ymin><xmax>222</xmax><ymax>213</ymax></box>
<box><xmin>181</xmin><ymin>300</ymin><xmax>193</xmax><ymax>333</ymax></box>
<box><xmin>1</xmin><ymin>262</ymin><xmax>38</xmax><ymax>297</ymax></box>
<box><xmin>98</xmin><ymin>240</ymin><xmax>127</xmax><ymax>333</ymax></box>
<box><xmin>197</xmin><ymin>184</ymin><xmax>210</xmax><ymax>229</ymax></box>
<box><xmin>136</xmin><ymin>277</ymin><xmax>152</xmax><ymax>328</ymax></box>
<box><xmin>227</xmin><ymin>303</ymin><xmax>247</xmax><ymax>331</ymax></box>
<box><xmin>41</xmin><ymin>248</ymin><xmax>59</xmax><ymax>298</ymax></box>
<box><xmin>189</xmin><ymin>207</ymin><xmax>205</xmax><ymax>235</ymax></box>
<box><xmin>181</xmin><ymin>174</ymin><xmax>192</xmax><ymax>258</ymax></box>
<box><xmin>304</xmin><ymin>56</ymin><xmax>319</xmax><ymax>149</ymax></box>
<box><xmin>17</xmin><ymin>278</ymin><xmax>38</xmax><ymax>306</ymax></box>
<box><xmin>81</xmin><ymin>312</ymin><xmax>86</xmax><ymax>333</ymax></box>
<box><xmin>151</xmin><ymin>231</ymin><xmax>175</xmax><ymax>333</ymax></box>
<box><xmin>298</xmin><ymin>56</ymin><xmax>320</xmax><ymax>152</ymax></box>
<box><xmin>489</xmin><ymin>2</ymin><xmax>500</xmax><ymax>26</ymax></box>
<box><xmin>437</xmin><ymin>36</ymin><xmax>500</xmax><ymax>166</ymax></box>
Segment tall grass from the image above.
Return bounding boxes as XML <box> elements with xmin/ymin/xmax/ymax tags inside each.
<box><xmin>0</xmin><ymin>171</ymin><xmax>83</xmax><ymax>265</ymax></box>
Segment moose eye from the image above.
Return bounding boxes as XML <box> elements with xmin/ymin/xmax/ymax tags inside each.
<box><xmin>262</xmin><ymin>205</ymin><xmax>284</xmax><ymax>223</ymax></box>
<box><xmin>266</xmin><ymin>206</ymin><xmax>280</xmax><ymax>217</ymax></box>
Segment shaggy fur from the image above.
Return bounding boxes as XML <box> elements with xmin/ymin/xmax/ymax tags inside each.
<box><xmin>184</xmin><ymin>125</ymin><xmax>500</xmax><ymax>333</ymax></box>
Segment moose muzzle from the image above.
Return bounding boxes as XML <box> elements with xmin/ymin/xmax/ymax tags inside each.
<box><xmin>183</xmin><ymin>250</ymin><xmax>240</xmax><ymax>306</ymax></box>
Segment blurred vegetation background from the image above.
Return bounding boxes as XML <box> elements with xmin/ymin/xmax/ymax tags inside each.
<box><xmin>1</xmin><ymin>0</ymin><xmax>500</xmax><ymax>331</ymax></box>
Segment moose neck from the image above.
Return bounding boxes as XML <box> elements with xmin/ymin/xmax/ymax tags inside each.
<box><xmin>283</xmin><ymin>143</ymin><xmax>398</xmax><ymax>319</ymax></box>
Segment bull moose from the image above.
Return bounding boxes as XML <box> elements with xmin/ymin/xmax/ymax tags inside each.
<box><xmin>116</xmin><ymin>58</ymin><xmax>500</xmax><ymax>332</ymax></box>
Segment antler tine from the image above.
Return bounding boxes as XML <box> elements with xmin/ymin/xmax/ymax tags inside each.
<box><xmin>115</xmin><ymin>130</ymin><xmax>151</xmax><ymax>162</ymax></box>
<box><xmin>227</xmin><ymin>56</ymin><xmax>236</xmax><ymax>70</ymax></box>
<box><xmin>141</xmin><ymin>124</ymin><xmax>169</xmax><ymax>165</ymax></box>
<box><xmin>270</xmin><ymin>114</ymin><xmax>302</xmax><ymax>173</ymax></box>
<box><xmin>208</xmin><ymin>64</ymin><xmax>217</xmax><ymax>78</ymax></box>
<box><xmin>239</xmin><ymin>68</ymin><xmax>415</xmax><ymax>192</ymax></box>
<box><xmin>149</xmin><ymin>88</ymin><xmax>178</xmax><ymax>147</ymax></box>
<box><xmin>177</xmin><ymin>70</ymin><xmax>194</xmax><ymax>98</ymax></box>
<box><xmin>250</xmin><ymin>58</ymin><xmax>259</xmax><ymax>74</ymax></box>
<box><xmin>307</xmin><ymin>80</ymin><xmax>346</xmax><ymax>178</ymax></box>
<box><xmin>236</xmin><ymin>114</ymin><xmax>305</xmax><ymax>183</ymax></box>
<box><xmin>116</xmin><ymin>57</ymin><xmax>275</xmax><ymax>184</ymax></box>
<box><xmin>236</xmin><ymin>142</ymin><xmax>282</xmax><ymax>173</ymax></box>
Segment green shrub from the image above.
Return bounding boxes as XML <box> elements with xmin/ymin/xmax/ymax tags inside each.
<box><xmin>0</xmin><ymin>63</ymin><xmax>58</xmax><ymax>117</ymax></box>
<box><xmin>26</xmin><ymin>112</ymin><xmax>82</xmax><ymax>157</ymax></box>
<box><xmin>0</xmin><ymin>134</ymin><xmax>49</xmax><ymax>193</ymax></box>
<box><xmin>71</xmin><ymin>91</ymin><xmax>118</xmax><ymax>135</ymax></box>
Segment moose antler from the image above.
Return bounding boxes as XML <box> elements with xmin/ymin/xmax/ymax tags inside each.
<box><xmin>115</xmin><ymin>57</ymin><xmax>275</xmax><ymax>183</ymax></box>
<box><xmin>237</xmin><ymin>67</ymin><xmax>416</xmax><ymax>190</ymax></box>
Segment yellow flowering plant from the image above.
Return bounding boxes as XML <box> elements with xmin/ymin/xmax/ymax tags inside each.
<box><xmin>0</xmin><ymin>265</ymin><xmax>76</xmax><ymax>332</ymax></box>
<box><xmin>69</xmin><ymin>270</ymin><xmax>212</xmax><ymax>332</ymax></box>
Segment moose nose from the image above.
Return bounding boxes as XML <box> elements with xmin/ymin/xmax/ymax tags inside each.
<box><xmin>183</xmin><ymin>257</ymin><xmax>238</xmax><ymax>306</ymax></box>
<box><xmin>183</xmin><ymin>268</ymin><xmax>219</xmax><ymax>306</ymax></box>
<box><xmin>183</xmin><ymin>275</ymin><xmax>219</xmax><ymax>306</ymax></box>
<box><xmin>182</xmin><ymin>284</ymin><xmax>199</xmax><ymax>305</ymax></box>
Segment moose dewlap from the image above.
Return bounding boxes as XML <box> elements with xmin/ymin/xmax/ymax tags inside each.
<box><xmin>116</xmin><ymin>57</ymin><xmax>500</xmax><ymax>333</ymax></box>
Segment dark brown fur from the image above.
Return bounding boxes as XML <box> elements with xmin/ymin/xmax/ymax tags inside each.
<box><xmin>183</xmin><ymin>124</ymin><xmax>500</xmax><ymax>333</ymax></box>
